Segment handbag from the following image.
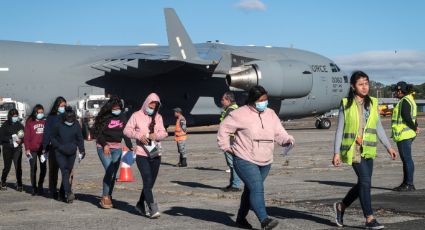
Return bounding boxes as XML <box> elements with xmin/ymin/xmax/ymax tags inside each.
<box><xmin>142</xmin><ymin>140</ymin><xmax>162</xmax><ymax>159</ymax></box>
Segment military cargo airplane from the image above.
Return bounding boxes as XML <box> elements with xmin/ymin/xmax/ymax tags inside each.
<box><xmin>0</xmin><ymin>8</ymin><xmax>349</xmax><ymax>129</ymax></box>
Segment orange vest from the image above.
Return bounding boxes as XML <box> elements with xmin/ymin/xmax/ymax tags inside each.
<box><xmin>174</xmin><ymin>116</ymin><xmax>187</xmax><ymax>141</ymax></box>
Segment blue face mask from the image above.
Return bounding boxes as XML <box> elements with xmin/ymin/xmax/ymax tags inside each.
<box><xmin>146</xmin><ymin>107</ymin><xmax>154</xmax><ymax>116</ymax></box>
<box><xmin>112</xmin><ymin>110</ymin><xmax>121</xmax><ymax>116</ymax></box>
<box><xmin>64</xmin><ymin>121</ymin><xmax>74</xmax><ymax>126</ymax></box>
<box><xmin>36</xmin><ymin>113</ymin><xmax>44</xmax><ymax>120</ymax></box>
<box><xmin>255</xmin><ymin>100</ymin><xmax>268</xmax><ymax>112</ymax></box>
<box><xmin>58</xmin><ymin>107</ymin><xmax>65</xmax><ymax>114</ymax></box>
<box><xmin>11</xmin><ymin>117</ymin><xmax>19</xmax><ymax>123</ymax></box>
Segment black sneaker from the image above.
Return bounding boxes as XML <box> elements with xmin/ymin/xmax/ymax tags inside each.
<box><xmin>365</xmin><ymin>219</ymin><xmax>384</xmax><ymax>229</ymax></box>
<box><xmin>32</xmin><ymin>187</ymin><xmax>38</xmax><ymax>196</ymax></box>
<box><xmin>1</xmin><ymin>182</ymin><xmax>7</xmax><ymax>190</ymax></box>
<box><xmin>16</xmin><ymin>185</ymin><xmax>23</xmax><ymax>192</ymax></box>
<box><xmin>37</xmin><ymin>186</ymin><xmax>45</xmax><ymax>196</ymax></box>
<box><xmin>236</xmin><ymin>217</ymin><xmax>252</xmax><ymax>229</ymax></box>
<box><xmin>393</xmin><ymin>183</ymin><xmax>416</xmax><ymax>192</ymax></box>
<box><xmin>333</xmin><ymin>202</ymin><xmax>344</xmax><ymax>227</ymax></box>
<box><xmin>261</xmin><ymin>217</ymin><xmax>279</xmax><ymax>230</ymax></box>
<box><xmin>221</xmin><ymin>185</ymin><xmax>242</xmax><ymax>192</ymax></box>
<box><xmin>52</xmin><ymin>192</ymin><xmax>59</xmax><ymax>200</ymax></box>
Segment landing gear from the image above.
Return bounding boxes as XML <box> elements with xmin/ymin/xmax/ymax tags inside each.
<box><xmin>315</xmin><ymin>117</ymin><xmax>331</xmax><ymax>129</ymax></box>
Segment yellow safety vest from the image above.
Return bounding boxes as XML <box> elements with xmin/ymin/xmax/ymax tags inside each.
<box><xmin>392</xmin><ymin>94</ymin><xmax>417</xmax><ymax>142</ymax></box>
<box><xmin>340</xmin><ymin>97</ymin><xmax>379</xmax><ymax>165</ymax></box>
<box><xmin>220</xmin><ymin>104</ymin><xmax>239</xmax><ymax>122</ymax></box>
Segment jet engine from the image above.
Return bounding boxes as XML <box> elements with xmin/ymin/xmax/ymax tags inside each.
<box><xmin>226</xmin><ymin>60</ymin><xmax>313</xmax><ymax>99</ymax></box>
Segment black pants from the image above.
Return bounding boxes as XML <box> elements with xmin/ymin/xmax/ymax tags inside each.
<box><xmin>55</xmin><ymin>151</ymin><xmax>76</xmax><ymax>195</ymax></box>
<box><xmin>1</xmin><ymin>146</ymin><xmax>23</xmax><ymax>186</ymax></box>
<box><xmin>136</xmin><ymin>156</ymin><xmax>161</xmax><ymax>205</ymax></box>
<box><xmin>29</xmin><ymin>150</ymin><xmax>47</xmax><ymax>189</ymax></box>
<box><xmin>48</xmin><ymin>147</ymin><xmax>64</xmax><ymax>195</ymax></box>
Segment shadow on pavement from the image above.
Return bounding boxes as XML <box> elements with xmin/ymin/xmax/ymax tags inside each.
<box><xmin>76</xmin><ymin>193</ymin><xmax>138</xmax><ymax>215</ymax></box>
<box><xmin>192</xmin><ymin>167</ymin><xmax>224</xmax><ymax>172</ymax></box>
<box><xmin>267</xmin><ymin>206</ymin><xmax>335</xmax><ymax>227</ymax></box>
<box><xmin>164</xmin><ymin>206</ymin><xmax>235</xmax><ymax>227</ymax></box>
<box><xmin>304</xmin><ymin>180</ymin><xmax>393</xmax><ymax>191</ymax></box>
<box><xmin>170</xmin><ymin>181</ymin><xmax>222</xmax><ymax>190</ymax></box>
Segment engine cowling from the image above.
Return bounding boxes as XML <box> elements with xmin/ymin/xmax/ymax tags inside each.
<box><xmin>226</xmin><ymin>60</ymin><xmax>313</xmax><ymax>99</ymax></box>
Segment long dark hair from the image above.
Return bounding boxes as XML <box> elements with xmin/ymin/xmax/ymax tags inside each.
<box><xmin>246</xmin><ymin>85</ymin><xmax>268</xmax><ymax>106</ymax></box>
<box><xmin>7</xmin><ymin>108</ymin><xmax>19</xmax><ymax>122</ymax></box>
<box><xmin>29</xmin><ymin>104</ymin><xmax>44</xmax><ymax>121</ymax></box>
<box><xmin>345</xmin><ymin>71</ymin><xmax>372</xmax><ymax>110</ymax></box>
<box><xmin>148</xmin><ymin>102</ymin><xmax>160</xmax><ymax>134</ymax></box>
<box><xmin>49</xmin><ymin>96</ymin><xmax>67</xmax><ymax>115</ymax></box>
<box><xmin>93</xmin><ymin>96</ymin><xmax>124</xmax><ymax>138</ymax></box>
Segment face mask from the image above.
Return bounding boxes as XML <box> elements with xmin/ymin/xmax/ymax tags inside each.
<box><xmin>11</xmin><ymin>117</ymin><xmax>19</xmax><ymax>123</ymax></box>
<box><xmin>112</xmin><ymin>110</ymin><xmax>121</xmax><ymax>116</ymax></box>
<box><xmin>255</xmin><ymin>100</ymin><xmax>268</xmax><ymax>112</ymax></box>
<box><xmin>36</xmin><ymin>113</ymin><xmax>44</xmax><ymax>120</ymax></box>
<box><xmin>64</xmin><ymin>121</ymin><xmax>74</xmax><ymax>126</ymax></box>
<box><xmin>58</xmin><ymin>107</ymin><xmax>65</xmax><ymax>114</ymax></box>
<box><xmin>146</xmin><ymin>107</ymin><xmax>154</xmax><ymax>116</ymax></box>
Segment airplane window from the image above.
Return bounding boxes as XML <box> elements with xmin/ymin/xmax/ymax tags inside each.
<box><xmin>330</xmin><ymin>63</ymin><xmax>341</xmax><ymax>72</ymax></box>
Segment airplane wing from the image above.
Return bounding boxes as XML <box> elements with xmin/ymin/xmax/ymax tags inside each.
<box><xmin>90</xmin><ymin>8</ymin><xmax>217</xmax><ymax>77</ymax></box>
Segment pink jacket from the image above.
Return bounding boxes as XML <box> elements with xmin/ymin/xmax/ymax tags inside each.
<box><xmin>217</xmin><ymin>105</ymin><xmax>294</xmax><ymax>166</ymax></box>
<box><xmin>124</xmin><ymin>93</ymin><xmax>168</xmax><ymax>157</ymax></box>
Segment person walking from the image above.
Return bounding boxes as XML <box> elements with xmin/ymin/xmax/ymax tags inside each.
<box><xmin>332</xmin><ymin>71</ymin><xmax>397</xmax><ymax>229</ymax></box>
<box><xmin>124</xmin><ymin>93</ymin><xmax>168</xmax><ymax>218</ymax></box>
<box><xmin>24</xmin><ymin>104</ymin><xmax>47</xmax><ymax>195</ymax></box>
<box><xmin>0</xmin><ymin>109</ymin><xmax>25</xmax><ymax>191</ymax></box>
<box><xmin>220</xmin><ymin>91</ymin><xmax>242</xmax><ymax>192</ymax></box>
<box><xmin>218</xmin><ymin>86</ymin><xmax>294</xmax><ymax>230</ymax></box>
<box><xmin>93</xmin><ymin>96</ymin><xmax>133</xmax><ymax>208</ymax></box>
<box><xmin>50</xmin><ymin>107</ymin><xmax>85</xmax><ymax>203</ymax></box>
<box><xmin>42</xmin><ymin>96</ymin><xmax>67</xmax><ymax>200</ymax></box>
<box><xmin>391</xmin><ymin>81</ymin><xmax>419</xmax><ymax>191</ymax></box>
<box><xmin>173</xmin><ymin>107</ymin><xmax>188</xmax><ymax>167</ymax></box>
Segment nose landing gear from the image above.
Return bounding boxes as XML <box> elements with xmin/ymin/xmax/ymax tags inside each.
<box><xmin>315</xmin><ymin>117</ymin><xmax>331</xmax><ymax>129</ymax></box>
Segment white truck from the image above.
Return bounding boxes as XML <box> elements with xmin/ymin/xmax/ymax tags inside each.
<box><xmin>0</xmin><ymin>98</ymin><xmax>28</xmax><ymax>127</ymax></box>
<box><xmin>73</xmin><ymin>95</ymin><xmax>109</xmax><ymax>140</ymax></box>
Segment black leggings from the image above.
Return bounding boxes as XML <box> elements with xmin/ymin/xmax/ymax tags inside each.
<box><xmin>136</xmin><ymin>156</ymin><xmax>161</xmax><ymax>205</ymax></box>
<box><xmin>29</xmin><ymin>150</ymin><xmax>47</xmax><ymax>189</ymax></box>
<box><xmin>1</xmin><ymin>146</ymin><xmax>22</xmax><ymax>186</ymax></box>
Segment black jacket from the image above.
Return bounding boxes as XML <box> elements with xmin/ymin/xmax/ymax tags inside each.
<box><xmin>400</xmin><ymin>100</ymin><xmax>418</xmax><ymax>131</ymax></box>
<box><xmin>51</xmin><ymin>122</ymin><xmax>85</xmax><ymax>155</ymax></box>
<box><xmin>0</xmin><ymin>120</ymin><xmax>24</xmax><ymax>148</ymax></box>
<box><xmin>96</xmin><ymin>114</ymin><xmax>132</xmax><ymax>148</ymax></box>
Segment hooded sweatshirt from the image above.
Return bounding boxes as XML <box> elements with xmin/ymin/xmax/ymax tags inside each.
<box><xmin>124</xmin><ymin>93</ymin><xmax>168</xmax><ymax>157</ymax></box>
<box><xmin>1</xmin><ymin>120</ymin><xmax>25</xmax><ymax>148</ymax></box>
<box><xmin>217</xmin><ymin>105</ymin><xmax>294</xmax><ymax>166</ymax></box>
<box><xmin>24</xmin><ymin>118</ymin><xmax>45</xmax><ymax>152</ymax></box>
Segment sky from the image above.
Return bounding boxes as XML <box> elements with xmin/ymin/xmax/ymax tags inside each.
<box><xmin>1</xmin><ymin>0</ymin><xmax>424</xmax><ymax>84</ymax></box>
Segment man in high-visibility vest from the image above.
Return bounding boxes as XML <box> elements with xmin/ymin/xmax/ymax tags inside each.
<box><xmin>391</xmin><ymin>81</ymin><xmax>420</xmax><ymax>191</ymax></box>
<box><xmin>220</xmin><ymin>92</ymin><xmax>241</xmax><ymax>192</ymax></box>
<box><xmin>174</xmin><ymin>107</ymin><xmax>188</xmax><ymax>167</ymax></box>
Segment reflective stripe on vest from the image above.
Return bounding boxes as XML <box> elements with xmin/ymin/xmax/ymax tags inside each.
<box><xmin>391</xmin><ymin>94</ymin><xmax>417</xmax><ymax>142</ymax></box>
<box><xmin>340</xmin><ymin>97</ymin><xmax>379</xmax><ymax>165</ymax></box>
<box><xmin>220</xmin><ymin>104</ymin><xmax>239</xmax><ymax>122</ymax></box>
<box><xmin>175</xmin><ymin>116</ymin><xmax>187</xmax><ymax>141</ymax></box>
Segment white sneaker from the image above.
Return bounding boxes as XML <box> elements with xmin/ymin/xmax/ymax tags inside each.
<box><xmin>225</xmin><ymin>169</ymin><xmax>231</xmax><ymax>173</ymax></box>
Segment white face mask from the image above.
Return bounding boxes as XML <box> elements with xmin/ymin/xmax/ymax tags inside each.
<box><xmin>64</xmin><ymin>121</ymin><xmax>74</xmax><ymax>126</ymax></box>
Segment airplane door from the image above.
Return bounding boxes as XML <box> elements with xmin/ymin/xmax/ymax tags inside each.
<box><xmin>78</xmin><ymin>86</ymin><xmax>93</xmax><ymax>98</ymax></box>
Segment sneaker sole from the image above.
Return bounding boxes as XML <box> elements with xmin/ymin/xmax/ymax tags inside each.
<box><xmin>333</xmin><ymin>202</ymin><xmax>344</xmax><ymax>227</ymax></box>
<box><xmin>264</xmin><ymin>220</ymin><xmax>279</xmax><ymax>230</ymax></box>
<box><xmin>150</xmin><ymin>212</ymin><xmax>161</xmax><ymax>219</ymax></box>
<box><xmin>99</xmin><ymin>202</ymin><xmax>113</xmax><ymax>209</ymax></box>
<box><xmin>366</xmin><ymin>226</ymin><xmax>385</xmax><ymax>230</ymax></box>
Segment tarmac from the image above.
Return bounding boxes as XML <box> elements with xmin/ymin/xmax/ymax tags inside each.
<box><xmin>0</xmin><ymin>117</ymin><xmax>424</xmax><ymax>230</ymax></box>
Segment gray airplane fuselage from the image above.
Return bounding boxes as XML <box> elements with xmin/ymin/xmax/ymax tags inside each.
<box><xmin>0</xmin><ymin>40</ymin><xmax>348</xmax><ymax>126</ymax></box>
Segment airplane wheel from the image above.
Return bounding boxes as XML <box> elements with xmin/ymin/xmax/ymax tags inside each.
<box><xmin>320</xmin><ymin>118</ymin><xmax>331</xmax><ymax>129</ymax></box>
<box><xmin>315</xmin><ymin>120</ymin><xmax>322</xmax><ymax>129</ymax></box>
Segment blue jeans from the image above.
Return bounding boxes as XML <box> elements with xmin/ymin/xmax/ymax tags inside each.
<box><xmin>396</xmin><ymin>138</ymin><xmax>415</xmax><ymax>185</ymax></box>
<box><xmin>233</xmin><ymin>156</ymin><xmax>271</xmax><ymax>222</ymax></box>
<box><xmin>224</xmin><ymin>152</ymin><xmax>241</xmax><ymax>188</ymax></box>
<box><xmin>342</xmin><ymin>157</ymin><xmax>373</xmax><ymax>218</ymax></box>
<box><xmin>55</xmin><ymin>152</ymin><xmax>76</xmax><ymax>195</ymax></box>
<box><xmin>97</xmin><ymin>147</ymin><xmax>122</xmax><ymax>196</ymax></box>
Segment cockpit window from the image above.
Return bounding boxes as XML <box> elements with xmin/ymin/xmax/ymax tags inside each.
<box><xmin>330</xmin><ymin>63</ymin><xmax>341</xmax><ymax>72</ymax></box>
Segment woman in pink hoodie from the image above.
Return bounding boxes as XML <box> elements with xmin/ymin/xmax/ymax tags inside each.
<box><xmin>218</xmin><ymin>86</ymin><xmax>295</xmax><ymax>230</ymax></box>
<box><xmin>124</xmin><ymin>93</ymin><xmax>168</xmax><ymax>219</ymax></box>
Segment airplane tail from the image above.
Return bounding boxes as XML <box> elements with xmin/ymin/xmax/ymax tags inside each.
<box><xmin>164</xmin><ymin>8</ymin><xmax>200</xmax><ymax>61</ymax></box>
